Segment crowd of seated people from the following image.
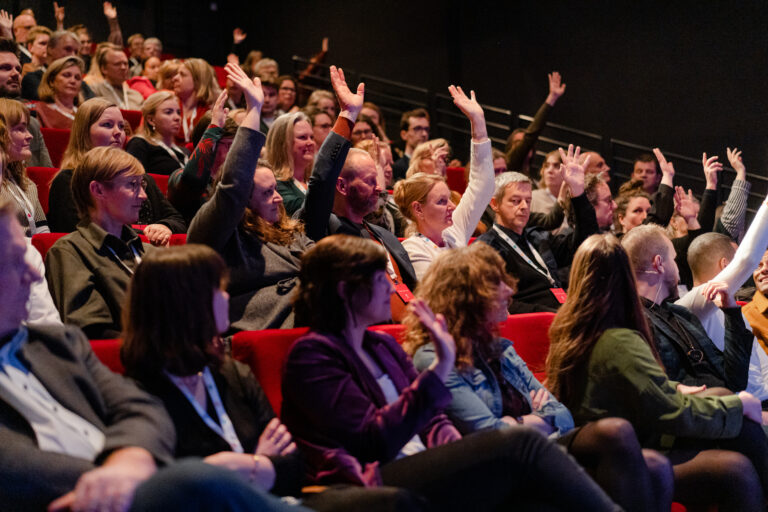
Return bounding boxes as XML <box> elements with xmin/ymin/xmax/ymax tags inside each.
<box><xmin>5</xmin><ymin>3</ymin><xmax>768</xmax><ymax>510</ymax></box>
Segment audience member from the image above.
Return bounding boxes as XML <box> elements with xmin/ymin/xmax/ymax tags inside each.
<box><xmin>306</xmin><ymin>88</ymin><xmax>337</xmax><ymax>118</ymax></box>
<box><xmin>392</xmin><ymin>107</ymin><xmax>429</xmax><ymax>182</ymax></box>
<box><xmin>126</xmin><ymin>32</ymin><xmax>144</xmax><ymax>71</ymax></box>
<box><xmin>142</xmin><ymin>37</ymin><xmax>163</xmax><ymax>60</ymax></box>
<box><xmin>622</xmin><ymin>224</ymin><xmax>752</xmax><ymax>392</ymax></box>
<box><xmin>630</xmin><ymin>153</ymin><xmax>661</xmax><ymax>194</ymax></box>
<box><xmin>68</xmin><ymin>24</ymin><xmax>93</xmax><ymax>69</ymax></box>
<box><xmin>547</xmin><ymin>233</ymin><xmax>768</xmax><ymax>511</ymax></box>
<box><xmin>350</xmin><ymin>113</ymin><xmax>378</xmax><ymax>146</ymax></box>
<box><xmin>22</xmin><ymin>25</ymin><xmax>50</xmax><ymax>75</ymax></box>
<box><xmin>172</xmin><ymin>58</ymin><xmax>220</xmax><ymax>143</ymax></box>
<box><xmin>90</xmin><ymin>42</ymin><xmax>143</xmax><ymax>109</ymax></box>
<box><xmin>21</xmin><ymin>30</ymin><xmax>86</xmax><ymax>101</ymax></box>
<box><xmin>266</xmin><ymin>111</ymin><xmax>315</xmax><ymax>215</ymax></box>
<box><xmin>35</xmin><ymin>55</ymin><xmax>84</xmax><ymax>129</ymax></box>
<box><xmin>361</xmin><ymin>101</ymin><xmax>389</xmax><ymax>142</ymax></box>
<box><xmin>477</xmin><ymin>146</ymin><xmax>598</xmax><ymax>313</ymax></box>
<box><xmin>744</xmin><ymin>250</ymin><xmax>768</xmax><ymax>367</ymax></box>
<box><xmin>276</xmin><ymin>75</ymin><xmax>298</xmax><ymax>113</ymax></box>
<box><xmin>259</xmin><ymin>80</ymin><xmax>279</xmax><ymax>132</ymax></box>
<box><xmin>253</xmin><ymin>58</ymin><xmax>279</xmax><ymax>82</ymax></box>
<box><xmin>0</xmin><ymin>38</ymin><xmax>52</xmax><ymax>166</ymax></box>
<box><xmin>408</xmin><ymin>242</ymin><xmax>673</xmax><ymax>512</ymax></box>
<box><xmin>0</xmin><ymin>98</ymin><xmax>49</xmax><ymax>235</ymax></box>
<box><xmin>504</xmin><ymin>71</ymin><xmax>566</xmax><ymax>175</ymax></box>
<box><xmin>126</xmin><ymin>90</ymin><xmax>189</xmax><ymax>175</ymax></box>
<box><xmin>11</xmin><ymin>11</ymin><xmax>35</xmax><ymax>64</ymax></box>
<box><xmin>394</xmin><ymin>85</ymin><xmax>493</xmax><ymax>280</ymax></box>
<box><xmin>281</xmin><ymin>234</ymin><xmax>620</xmax><ymax>509</ymax></box>
<box><xmin>48</xmin><ymin>97</ymin><xmax>185</xmax><ymax>238</ymax></box>
<box><xmin>304</xmin><ymin>106</ymin><xmax>333</xmax><ymax>148</ymax></box>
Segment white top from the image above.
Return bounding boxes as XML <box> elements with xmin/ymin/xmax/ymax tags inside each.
<box><xmin>24</xmin><ymin>240</ymin><xmax>62</xmax><ymax>327</ymax></box>
<box><xmin>402</xmin><ymin>139</ymin><xmax>494</xmax><ymax>280</ymax></box>
<box><xmin>376</xmin><ymin>373</ymin><xmax>426</xmax><ymax>458</ymax></box>
<box><xmin>676</xmin><ymin>198</ymin><xmax>768</xmax><ymax>398</ymax></box>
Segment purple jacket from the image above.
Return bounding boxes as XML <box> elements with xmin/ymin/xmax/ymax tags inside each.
<box><xmin>281</xmin><ymin>329</ymin><xmax>461</xmax><ymax>486</ymax></box>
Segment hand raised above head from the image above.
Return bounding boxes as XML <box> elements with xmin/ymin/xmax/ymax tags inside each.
<box><xmin>211</xmin><ymin>89</ymin><xmax>230</xmax><ymax>128</ymax></box>
<box><xmin>701</xmin><ymin>152</ymin><xmax>722</xmax><ymax>190</ymax></box>
<box><xmin>448</xmin><ymin>85</ymin><xmax>484</xmax><ymax>122</ymax></box>
<box><xmin>558</xmin><ymin>144</ymin><xmax>587</xmax><ymax>196</ymax></box>
<box><xmin>329</xmin><ymin>65</ymin><xmax>364</xmax><ymax>120</ymax></box>
<box><xmin>653</xmin><ymin>147</ymin><xmax>675</xmax><ymax>178</ymax></box>
<box><xmin>546</xmin><ymin>71</ymin><xmax>566</xmax><ymax>105</ymax></box>
<box><xmin>225</xmin><ymin>62</ymin><xmax>263</xmax><ymax>112</ymax></box>
<box><xmin>726</xmin><ymin>147</ymin><xmax>746</xmax><ymax>176</ymax></box>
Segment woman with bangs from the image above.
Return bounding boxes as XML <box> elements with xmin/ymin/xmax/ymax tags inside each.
<box><xmin>35</xmin><ymin>55</ymin><xmax>85</xmax><ymax>130</ymax></box>
<box><xmin>265</xmin><ymin>111</ymin><xmax>315</xmax><ymax>216</ymax></box>
<box><xmin>172</xmin><ymin>58</ymin><xmax>221</xmax><ymax>144</ymax></box>
<box><xmin>47</xmin><ymin>97</ymin><xmax>185</xmax><ymax>242</ymax></box>
<box><xmin>407</xmin><ymin>242</ymin><xmax>673</xmax><ymax>512</ymax></box>
<box><xmin>547</xmin><ymin>233</ymin><xmax>768</xmax><ymax>511</ymax></box>
<box><xmin>46</xmin><ymin>146</ymin><xmax>150</xmax><ymax>339</ymax></box>
<box><xmin>0</xmin><ymin>98</ymin><xmax>49</xmax><ymax>235</ymax></box>
<box><xmin>393</xmin><ymin>86</ymin><xmax>494</xmax><ymax>280</ymax></box>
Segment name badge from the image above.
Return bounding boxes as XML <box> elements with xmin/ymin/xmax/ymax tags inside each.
<box><xmin>395</xmin><ymin>283</ymin><xmax>414</xmax><ymax>303</ymax></box>
<box><xmin>550</xmin><ymin>288</ymin><xmax>567</xmax><ymax>304</ymax></box>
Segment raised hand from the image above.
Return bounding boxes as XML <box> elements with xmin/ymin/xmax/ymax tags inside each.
<box><xmin>410</xmin><ymin>298</ymin><xmax>456</xmax><ymax>382</ymax></box>
<box><xmin>321</xmin><ymin>36</ymin><xmax>329</xmax><ymax>53</ymax></box>
<box><xmin>225</xmin><ymin>62</ymin><xmax>262</xmax><ymax>111</ymax></box>
<box><xmin>558</xmin><ymin>144</ymin><xmax>588</xmax><ymax>197</ymax></box>
<box><xmin>256</xmin><ymin>418</ymin><xmax>297</xmax><ymax>457</ymax></box>
<box><xmin>701</xmin><ymin>152</ymin><xmax>722</xmax><ymax>190</ymax></box>
<box><xmin>210</xmin><ymin>89</ymin><xmax>230</xmax><ymax>128</ymax></box>
<box><xmin>103</xmin><ymin>1</ymin><xmax>117</xmax><ymax>19</ymax></box>
<box><xmin>726</xmin><ymin>147</ymin><xmax>746</xmax><ymax>180</ymax></box>
<box><xmin>329</xmin><ymin>65</ymin><xmax>364</xmax><ymax>121</ymax></box>
<box><xmin>448</xmin><ymin>85</ymin><xmax>487</xmax><ymax>141</ymax></box>
<box><xmin>232</xmin><ymin>27</ymin><xmax>247</xmax><ymax>44</ymax></box>
<box><xmin>653</xmin><ymin>147</ymin><xmax>675</xmax><ymax>188</ymax></box>
<box><xmin>0</xmin><ymin>10</ymin><xmax>13</xmax><ymax>39</ymax></box>
<box><xmin>53</xmin><ymin>1</ymin><xmax>65</xmax><ymax>29</ymax></box>
<box><xmin>546</xmin><ymin>71</ymin><xmax>566</xmax><ymax>105</ymax></box>
<box><xmin>674</xmin><ymin>186</ymin><xmax>699</xmax><ymax>220</ymax></box>
<box><xmin>701</xmin><ymin>280</ymin><xmax>736</xmax><ymax>308</ymax></box>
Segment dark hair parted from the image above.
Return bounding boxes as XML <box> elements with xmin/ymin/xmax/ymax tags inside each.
<box><xmin>294</xmin><ymin>235</ymin><xmax>387</xmax><ymax>333</ymax></box>
<box><xmin>546</xmin><ymin>234</ymin><xmax>658</xmax><ymax>407</ymax></box>
<box><xmin>403</xmin><ymin>242</ymin><xmax>517</xmax><ymax>371</ymax></box>
<box><xmin>121</xmin><ymin>244</ymin><xmax>229</xmax><ymax>379</ymax></box>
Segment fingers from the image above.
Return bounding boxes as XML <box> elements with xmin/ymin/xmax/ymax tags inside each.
<box><xmin>263</xmin><ymin>417</ymin><xmax>280</xmax><ymax>439</ymax></box>
<box><xmin>281</xmin><ymin>441</ymin><xmax>297</xmax><ymax>455</ymax></box>
<box><xmin>652</xmin><ymin>147</ymin><xmax>668</xmax><ymax>166</ymax></box>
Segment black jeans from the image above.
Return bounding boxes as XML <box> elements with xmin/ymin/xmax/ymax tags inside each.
<box><xmin>379</xmin><ymin>426</ymin><xmax>620</xmax><ymax>512</ymax></box>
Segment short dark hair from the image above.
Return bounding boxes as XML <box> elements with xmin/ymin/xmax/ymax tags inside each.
<box><xmin>0</xmin><ymin>38</ymin><xmax>19</xmax><ymax>57</ymax></box>
<box><xmin>294</xmin><ymin>235</ymin><xmax>388</xmax><ymax>333</ymax></box>
<box><xmin>688</xmin><ymin>232</ymin><xmax>736</xmax><ymax>282</ymax></box>
<box><xmin>399</xmin><ymin>108</ymin><xmax>429</xmax><ymax>132</ymax></box>
<box><xmin>633</xmin><ymin>153</ymin><xmax>657</xmax><ymax>166</ymax></box>
<box><xmin>121</xmin><ymin>244</ymin><xmax>229</xmax><ymax>379</ymax></box>
<box><xmin>261</xmin><ymin>80</ymin><xmax>278</xmax><ymax>91</ymax></box>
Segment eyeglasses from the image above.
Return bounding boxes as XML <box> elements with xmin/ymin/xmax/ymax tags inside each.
<box><xmin>105</xmin><ymin>175</ymin><xmax>148</xmax><ymax>194</ymax></box>
<box><xmin>279</xmin><ymin>86</ymin><xmax>296</xmax><ymax>92</ymax></box>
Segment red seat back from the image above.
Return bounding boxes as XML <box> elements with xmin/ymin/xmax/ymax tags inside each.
<box><xmin>498</xmin><ymin>313</ymin><xmax>556</xmax><ymax>380</ymax></box>
<box><xmin>31</xmin><ymin>232</ymin><xmax>67</xmax><ymax>260</ymax></box>
<box><xmin>369</xmin><ymin>323</ymin><xmax>406</xmax><ymax>344</ymax></box>
<box><xmin>137</xmin><ymin>233</ymin><xmax>187</xmax><ymax>246</ymax></box>
<box><xmin>446</xmin><ymin>166</ymin><xmax>467</xmax><ymax>194</ymax></box>
<box><xmin>231</xmin><ymin>327</ymin><xmax>309</xmax><ymax>415</ymax></box>
<box><xmin>148</xmin><ymin>173</ymin><xmax>170</xmax><ymax>196</ymax></box>
<box><xmin>120</xmin><ymin>109</ymin><xmax>143</xmax><ymax>132</ymax></box>
<box><xmin>213</xmin><ymin>65</ymin><xmax>228</xmax><ymax>89</ymax></box>
<box><xmin>40</xmin><ymin>127</ymin><xmax>71</xmax><ymax>167</ymax></box>
<box><xmin>90</xmin><ymin>339</ymin><xmax>124</xmax><ymax>374</ymax></box>
<box><xmin>26</xmin><ymin>166</ymin><xmax>59</xmax><ymax>214</ymax></box>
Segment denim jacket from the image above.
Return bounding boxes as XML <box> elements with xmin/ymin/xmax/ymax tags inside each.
<box><xmin>412</xmin><ymin>338</ymin><xmax>573</xmax><ymax>437</ymax></box>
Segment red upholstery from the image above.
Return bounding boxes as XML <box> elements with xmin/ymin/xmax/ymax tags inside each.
<box><xmin>90</xmin><ymin>339</ymin><xmax>124</xmax><ymax>374</ymax></box>
<box><xmin>498</xmin><ymin>313</ymin><xmax>556</xmax><ymax>380</ymax></box>
<box><xmin>213</xmin><ymin>65</ymin><xmax>228</xmax><ymax>89</ymax></box>
<box><xmin>26</xmin><ymin>166</ymin><xmax>59</xmax><ymax>214</ymax></box>
<box><xmin>231</xmin><ymin>327</ymin><xmax>309</xmax><ymax>415</ymax></box>
<box><xmin>148</xmin><ymin>173</ymin><xmax>170</xmax><ymax>196</ymax></box>
<box><xmin>31</xmin><ymin>232</ymin><xmax>67</xmax><ymax>260</ymax></box>
<box><xmin>120</xmin><ymin>109</ymin><xmax>143</xmax><ymax>132</ymax></box>
<box><xmin>736</xmin><ymin>300</ymin><xmax>748</xmax><ymax>307</ymax></box>
<box><xmin>40</xmin><ymin>127</ymin><xmax>71</xmax><ymax>167</ymax></box>
<box><xmin>369</xmin><ymin>323</ymin><xmax>406</xmax><ymax>344</ymax></box>
<box><xmin>137</xmin><ymin>233</ymin><xmax>187</xmax><ymax>246</ymax></box>
<box><xmin>446</xmin><ymin>166</ymin><xmax>467</xmax><ymax>194</ymax></box>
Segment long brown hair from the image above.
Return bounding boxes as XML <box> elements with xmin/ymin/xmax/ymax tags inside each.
<box><xmin>546</xmin><ymin>234</ymin><xmax>657</xmax><ymax>406</ymax></box>
<box><xmin>0</xmin><ymin>99</ymin><xmax>31</xmax><ymax>191</ymax></box>
<box><xmin>403</xmin><ymin>242</ymin><xmax>517</xmax><ymax>371</ymax></box>
<box><xmin>121</xmin><ymin>244</ymin><xmax>229</xmax><ymax>379</ymax></box>
<box><xmin>60</xmin><ymin>97</ymin><xmax>118</xmax><ymax>169</ymax></box>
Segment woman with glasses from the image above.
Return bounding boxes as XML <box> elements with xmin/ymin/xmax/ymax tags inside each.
<box><xmin>48</xmin><ymin>97</ymin><xmax>185</xmax><ymax>243</ymax></box>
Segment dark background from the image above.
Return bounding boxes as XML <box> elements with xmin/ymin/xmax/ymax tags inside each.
<box><xmin>8</xmin><ymin>0</ymin><xmax>768</xmax><ymax>201</ymax></box>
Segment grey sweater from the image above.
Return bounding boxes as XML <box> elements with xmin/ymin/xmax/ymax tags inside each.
<box><xmin>188</xmin><ymin>126</ymin><xmax>311</xmax><ymax>331</ymax></box>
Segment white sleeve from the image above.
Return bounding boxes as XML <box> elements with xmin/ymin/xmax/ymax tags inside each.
<box><xmin>24</xmin><ymin>241</ymin><xmax>63</xmax><ymax>326</ymax></box>
<box><xmin>713</xmin><ymin>197</ymin><xmax>768</xmax><ymax>295</ymax></box>
<box><xmin>442</xmin><ymin>139</ymin><xmax>494</xmax><ymax>247</ymax></box>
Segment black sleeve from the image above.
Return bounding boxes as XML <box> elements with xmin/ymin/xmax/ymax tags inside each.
<box><xmin>550</xmin><ymin>194</ymin><xmax>599</xmax><ymax>265</ymax></box>
<box><xmin>125</xmin><ymin>138</ymin><xmax>151</xmax><ymax>170</ymax></box>
<box><xmin>697</xmin><ymin>189</ymin><xmax>718</xmax><ymax>233</ymax></box>
<box><xmin>47</xmin><ymin>170</ymin><xmax>80</xmax><ymax>233</ymax></box>
<box><xmin>646</xmin><ymin>183</ymin><xmax>674</xmax><ymax>226</ymax></box>
<box><xmin>528</xmin><ymin>201</ymin><xmax>565</xmax><ymax>231</ymax></box>
<box><xmin>505</xmin><ymin>102</ymin><xmax>552</xmax><ymax>173</ymax></box>
<box><xmin>722</xmin><ymin>307</ymin><xmax>753</xmax><ymax>392</ymax></box>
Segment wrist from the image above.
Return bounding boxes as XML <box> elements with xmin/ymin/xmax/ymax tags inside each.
<box><xmin>251</xmin><ymin>454</ymin><xmax>276</xmax><ymax>491</ymax></box>
<box><xmin>545</xmin><ymin>93</ymin><xmax>559</xmax><ymax>106</ymax></box>
<box><xmin>339</xmin><ymin>109</ymin><xmax>359</xmax><ymax>123</ymax></box>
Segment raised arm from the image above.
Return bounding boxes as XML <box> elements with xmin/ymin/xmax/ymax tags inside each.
<box><xmin>53</xmin><ymin>2</ymin><xmax>65</xmax><ymax>31</ymax></box>
<box><xmin>719</xmin><ymin>147</ymin><xmax>750</xmax><ymax>241</ymax></box>
<box><xmin>302</xmin><ymin>65</ymin><xmax>364</xmax><ymax>241</ymax></box>
<box><xmin>103</xmin><ymin>2</ymin><xmax>124</xmax><ymax>47</ymax></box>
<box><xmin>442</xmin><ymin>86</ymin><xmax>493</xmax><ymax>245</ymax></box>
<box><xmin>0</xmin><ymin>10</ymin><xmax>12</xmax><ymax>40</ymax></box>
<box><xmin>646</xmin><ymin>148</ymin><xmax>675</xmax><ymax>226</ymax></box>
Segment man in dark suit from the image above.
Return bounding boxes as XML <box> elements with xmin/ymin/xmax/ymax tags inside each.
<box><xmin>0</xmin><ymin>200</ymin><xmax>303</xmax><ymax>511</ymax></box>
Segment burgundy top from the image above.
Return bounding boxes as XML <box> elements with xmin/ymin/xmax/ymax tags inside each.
<box><xmin>281</xmin><ymin>329</ymin><xmax>461</xmax><ymax>486</ymax></box>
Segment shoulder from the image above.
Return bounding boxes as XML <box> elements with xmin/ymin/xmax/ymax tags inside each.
<box><xmin>26</xmin><ymin>323</ymin><xmax>90</xmax><ymax>354</ymax></box>
<box><xmin>51</xmin><ymin>169</ymin><xmax>74</xmax><ymax>186</ymax></box>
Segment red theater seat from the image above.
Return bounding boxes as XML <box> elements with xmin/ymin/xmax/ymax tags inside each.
<box><xmin>498</xmin><ymin>312</ymin><xmax>556</xmax><ymax>381</ymax></box>
<box><xmin>446</xmin><ymin>166</ymin><xmax>467</xmax><ymax>194</ymax></box>
<box><xmin>31</xmin><ymin>232</ymin><xmax>67</xmax><ymax>260</ymax></box>
<box><xmin>213</xmin><ymin>65</ymin><xmax>227</xmax><ymax>89</ymax></box>
<box><xmin>26</xmin><ymin>166</ymin><xmax>59</xmax><ymax>214</ymax></box>
<box><xmin>137</xmin><ymin>233</ymin><xmax>187</xmax><ymax>246</ymax></box>
<box><xmin>120</xmin><ymin>109</ymin><xmax>143</xmax><ymax>132</ymax></box>
<box><xmin>148</xmin><ymin>173</ymin><xmax>170</xmax><ymax>196</ymax></box>
<box><xmin>90</xmin><ymin>339</ymin><xmax>124</xmax><ymax>374</ymax></box>
<box><xmin>41</xmin><ymin>127</ymin><xmax>71</xmax><ymax>167</ymax></box>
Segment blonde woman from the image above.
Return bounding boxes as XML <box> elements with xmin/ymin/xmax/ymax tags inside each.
<box><xmin>36</xmin><ymin>55</ymin><xmax>85</xmax><ymax>129</ymax></box>
<box><xmin>126</xmin><ymin>90</ymin><xmax>189</xmax><ymax>175</ymax></box>
<box><xmin>172</xmin><ymin>58</ymin><xmax>221</xmax><ymax>143</ymax></box>
<box><xmin>265</xmin><ymin>111</ymin><xmax>315</xmax><ymax>215</ymax></box>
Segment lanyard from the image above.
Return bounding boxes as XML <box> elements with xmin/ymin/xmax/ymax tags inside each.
<box><xmin>106</xmin><ymin>83</ymin><xmax>130</xmax><ymax>109</ymax></box>
<box><xmin>167</xmin><ymin>367</ymin><xmax>244</xmax><ymax>453</ymax></box>
<box><xmin>182</xmin><ymin>106</ymin><xmax>197</xmax><ymax>142</ymax></box>
<box><xmin>492</xmin><ymin>225</ymin><xmax>556</xmax><ymax>286</ymax></box>
<box><xmin>363</xmin><ymin>222</ymin><xmax>398</xmax><ymax>283</ymax></box>
<box><xmin>6</xmin><ymin>181</ymin><xmax>39</xmax><ymax>233</ymax></box>
<box><xmin>50</xmin><ymin>103</ymin><xmax>77</xmax><ymax>120</ymax></box>
<box><xmin>156</xmin><ymin>139</ymin><xmax>189</xmax><ymax>166</ymax></box>
<box><xmin>105</xmin><ymin>243</ymin><xmax>142</xmax><ymax>276</ymax></box>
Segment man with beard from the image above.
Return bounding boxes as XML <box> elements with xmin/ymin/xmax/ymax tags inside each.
<box><xmin>622</xmin><ymin>224</ymin><xmax>753</xmax><ymax>393</ymax></box>
<box><xmin>299</xmin><ymin>68</ymin><xmax>417</xmax><ymax>321</ymax></box>
<box><xmin>0</xmin><ymin>38</ymin><xmax>52</xmax><ymax>167</ymax></box>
